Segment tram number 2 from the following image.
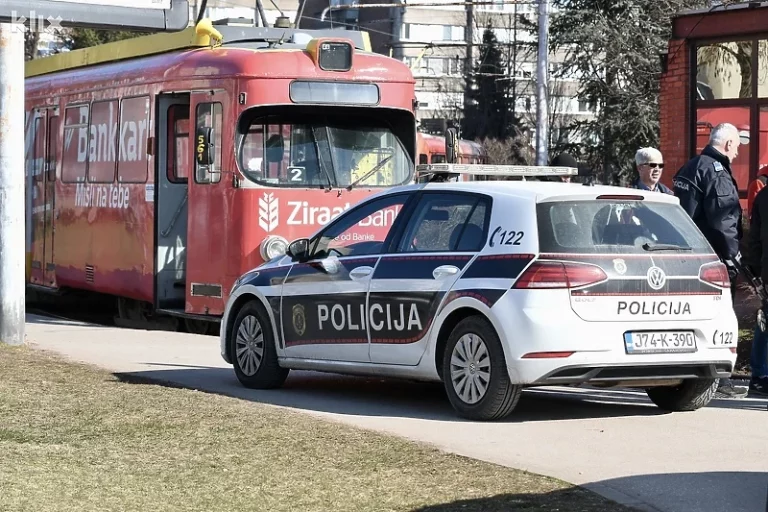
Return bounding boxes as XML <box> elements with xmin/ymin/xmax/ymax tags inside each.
<box><xmin>489</xmin><ymin>226</ymin><xmax>524</xmax><ymax>247</ymax></box>
<box><xmin>288</xmin><ymin>167</ymin><xmax>303</xmax><ymax>182</ymax></box>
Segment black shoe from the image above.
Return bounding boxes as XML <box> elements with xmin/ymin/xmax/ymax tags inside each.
<box><xmin>715</xmin><ymin>380</ymin><xmax>749</xmax><ymax>399</ymax></box>
<box><xmin>749</xmin><ymin>377</ymin><xmax>768</xmax><ymax>396</ymax></box>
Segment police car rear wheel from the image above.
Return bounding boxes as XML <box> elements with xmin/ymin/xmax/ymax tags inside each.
<box><xmin>645</xmin><ymin>377</ymin><xmax>718</xmax><ymax>412</ymax></box>
<box><xmin>231</xmin><ymin>300</ymin><xmax>289</xmax><ymax>389</ymax></box>
<box><xmin>442</xmin><ymin>316</ymin><xmax>521</xmax><ymax>421</ymax></box>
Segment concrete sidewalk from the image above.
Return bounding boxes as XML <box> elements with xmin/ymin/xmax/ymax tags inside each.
<box><xmin>24</xmin><ymin>313</ymin><xmax>768</xmax><ymax>512</ymax></box>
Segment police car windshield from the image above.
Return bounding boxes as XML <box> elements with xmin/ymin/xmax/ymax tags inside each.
<box><xmin>536</xmin><ymin>200</ymin><xmax>714</xmax><ymax>254</ymax></box>
<box><xmin>237</xmin><ymin>112</ymin><xmax>414</xmax><ymax>189</ymax></box>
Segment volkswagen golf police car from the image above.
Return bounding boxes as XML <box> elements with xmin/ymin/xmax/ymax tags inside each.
<box><xmin>220</xmin><ymin>163</ymin><xmax>739</xmax><ymax>421</ymax></box>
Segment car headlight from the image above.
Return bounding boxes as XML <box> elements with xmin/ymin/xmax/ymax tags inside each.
<box><xmin>259</xmin><ymin>235</ymin><xmax>288</xmax><ymax>261</ymax></box>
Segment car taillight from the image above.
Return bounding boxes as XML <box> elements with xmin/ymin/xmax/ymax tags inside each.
<box><xmin>699</xmin><ymin>261</ymin><xmax>730</xmax><ymax>288</ymax></box>
<box><xmin>513</xmin><ymin>261</ymin><xmax>607</xmax><ymax>289</ymax></box>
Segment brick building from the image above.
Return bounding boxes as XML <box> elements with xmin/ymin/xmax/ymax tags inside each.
<box><xmin>660</xmin><ymin>2</ymin><xmax>768</xmax><ymax>209</ymax></box>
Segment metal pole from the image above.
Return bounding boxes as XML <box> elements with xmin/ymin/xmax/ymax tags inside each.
<box><xmin>391</xmin><ymin>5</ymin><xmax>404</xmax><ymax>60</ymax></box>
<box><xmin>535</xmin><ymin>0</ymin><xmax>549</xmax><ymax>166</ymax></box>
<box><xmin>463</xmin><ymin>0</ymin><xmax>474</xmax><ymax>112</ymax></box>
<box><xmin>256</xmin><ymin>0</ymin><xmax>269</xmax><ymax>27</ymax></box>
<box><xmin>295</xmin><ymin>0</ymin><xmax>307</xmax><ymax>27</ymax></box>
<box><xmin>0</xmin><ymin>23</ymin><xmax>25</xmax><ymax>346</ymax></box>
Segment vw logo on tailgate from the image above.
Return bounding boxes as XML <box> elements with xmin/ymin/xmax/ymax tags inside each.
<box><xmin>646</xmin><ymin>266</ymin><xmax>666</xmax><ymax>290</ymax></box>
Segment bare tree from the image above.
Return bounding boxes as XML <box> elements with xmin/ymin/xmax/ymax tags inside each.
<box><xmin>519</xmin><ymin>76</ymin><xmax>580</xmax><ymax>159</ymax></box>
<box><xmin>479</xmin><ymin>128</ymin><xmax>534</xmax><ymax>165</ymax></box>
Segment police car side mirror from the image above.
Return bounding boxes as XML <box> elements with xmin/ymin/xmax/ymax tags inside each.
<box><xmin>287</xmin><ymin>238</ymin><xmax>310</xmax><ymax>262</ymax></box>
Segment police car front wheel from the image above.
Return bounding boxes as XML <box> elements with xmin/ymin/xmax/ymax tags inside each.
<box><xmin>442</xmin><ymin>316</ymin><xmax>522</xmax><ymax>421</ymax></box>
<box><xmin>230</xmin><ymin>300</ymin><xmax>289</xmax><ymax>389</ymax></box>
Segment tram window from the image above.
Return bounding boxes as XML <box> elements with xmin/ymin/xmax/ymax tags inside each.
<box><xmin>419</xmin><ymin>154</ymin><xmax>428</xmax><ymax>164</ymax></box>
<box><xmin>62</xmin><ymin>105</ymin><xmax>89</xmax><ymax>183</ymax></box>
<box><xmin>167</xmin><ymin>104</ymin><xmax>189</xmax><ymax>183</ymax></box>
<box><xmin>238</xmin><ymin>118</ymin><xmax>413</xmax><ymax>188</ymax></box>
<box><xmin>432</xmin><ymin>154</ymin><xmax>446</xmax><ymax>164</ymax></box>
<box><xmin>195</xmin><ymin>102</ymin><xmax>222</xmax><ymax>184</ymax></box>
<box><xmin>117</xmin><ymin>95</ymin><xmax>151</xmax><ymax>184</ymax></box>
<box><xmin>87</xmin><ymin>100</ymin><xmax>118</xmax><ymax>183</ymax></box>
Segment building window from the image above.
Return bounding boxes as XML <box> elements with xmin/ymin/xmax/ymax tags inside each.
<box><xmin>696</xmin><ymin>41</ymin><xmax>752</xmax><ymax>100</ymax></box>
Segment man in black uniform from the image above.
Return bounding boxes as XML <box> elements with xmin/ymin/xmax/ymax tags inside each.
<box><xmin>673</xmin><ymin>122</ymin><xmax>747</xmax><ymax>398</ymax></box>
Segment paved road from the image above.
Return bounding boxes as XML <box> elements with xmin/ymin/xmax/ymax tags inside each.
<box><xmin>24</xmin><ymin>314</ymin><xmax>768</xmax><ymax>512</ymax></box>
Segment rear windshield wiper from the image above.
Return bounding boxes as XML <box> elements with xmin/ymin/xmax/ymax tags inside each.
<box><xmin>642</xmin><ymin>242</ymin><xmax>692</xmax><ymax>252</ymax></box>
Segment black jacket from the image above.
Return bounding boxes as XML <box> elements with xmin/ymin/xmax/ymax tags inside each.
<box><xmin>672</xmin><ymin>144</ymin><xmax>742</xmax><ymax>261</ymax></box>
<box><xmin>747</xmin><ymin>185</ymin><xmax>768</xmax><ymax>283</ymax></box>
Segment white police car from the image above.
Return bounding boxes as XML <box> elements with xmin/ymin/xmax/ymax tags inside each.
<box><xmin>220</xmin><ymin>163</ymin><xmax>739</xmax><ymax>421</ymax></box>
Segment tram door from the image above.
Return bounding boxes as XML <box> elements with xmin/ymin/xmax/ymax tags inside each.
<box><xmin>26</xmin><ymin>106</ymin><xmax>59</xmax><ymax>288</ymax></box>
<box><xmin>154</xmin><ymin>93</ymin><xmax>190</xmax><ymax>311</ymax></box>
<box><xmin>186</xmin><ymin>89</ymin><xmax>229</xmax><ymax>316</ymax></box>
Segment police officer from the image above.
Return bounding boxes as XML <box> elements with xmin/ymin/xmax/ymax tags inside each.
<box><xmin>673</xmin><ymin>122</ymin><xmax>747</xmax><ymax>398</ymax></box>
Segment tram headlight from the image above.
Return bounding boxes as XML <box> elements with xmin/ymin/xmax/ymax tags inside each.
<box><xmin>260</xmin><ymin>235</ymin><xmax>289</xmax><ymax>261</ymax></box>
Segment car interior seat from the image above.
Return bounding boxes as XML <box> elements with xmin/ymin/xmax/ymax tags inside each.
<box><xmin>450</xmin><ymin>223</ymin><xmax>484</xmax><ymax>251</ymax></box>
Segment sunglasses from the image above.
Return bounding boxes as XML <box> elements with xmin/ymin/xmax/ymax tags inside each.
<box><xmin>644</xmin><ymin>163</ymin><xmax>664</xmax><ymax>168</ymax></box>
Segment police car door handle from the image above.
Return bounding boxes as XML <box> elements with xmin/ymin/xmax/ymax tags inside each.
<box><xmin>433</xmin><ymin>265</ymin><xmax>460</xmax><ymax>279</ymax></box>
<box><xmin>349</xmin><ymin>266</ymin><xmax>373</xmax><ymax>281</ymax></box>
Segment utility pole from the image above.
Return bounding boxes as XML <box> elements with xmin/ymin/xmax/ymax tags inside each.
<box><xmin>0</xmin><ymin>23</ymin><xmax>25</xmax><ymax>346</ymax></box>
<box><xmin>463</xmin><ymin>0</ymin><xmax>474</xmax><ymax>115</ymax></box>
<box><xmin>535</xmin><ymin>0</ymin><xmax>549</xmax><ymax>166</ymax></box>
<box><xmin>391</xmin><ymin>4</ymin><xmax>404</xmax><ymax>60</ymax></box>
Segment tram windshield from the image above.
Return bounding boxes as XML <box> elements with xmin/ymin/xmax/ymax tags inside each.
<box><xmin>237</xmin><ymin>111</ymin><xmax>414</xmax><ymax>189</ymax></box>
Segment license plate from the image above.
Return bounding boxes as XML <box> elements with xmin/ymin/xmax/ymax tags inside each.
<box><xmin>624</xmin><ymin>331</ymin><xmax>697</xmax><ymax>354</ymax></box>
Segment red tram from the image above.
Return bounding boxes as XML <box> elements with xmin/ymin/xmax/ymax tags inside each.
<box><xmin>24</xmin><ymin>19</ymin><xmax>417</xmax><ymax>333</ymax></box>
<box><xmin>416</xmin><ymin>131</ymin><xmax>487</xmax><ymax>165</ymax></box>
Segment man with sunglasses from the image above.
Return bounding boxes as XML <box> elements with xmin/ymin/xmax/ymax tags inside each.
<box><xmin>673</xmin><ymin>122</ymin><xmax>747</xmax><ymax>398</ymax></box>
<box><xmin>633</xmin><ymin>148</ymin><xmax>673</xmax><ymax>194</ymax></box>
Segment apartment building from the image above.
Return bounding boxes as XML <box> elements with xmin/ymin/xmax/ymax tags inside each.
<box><xmin>180</xmin><ymin>0</ymin><xmax>595</xmax><ymax>143</ymax></box>
<box><xmin>296</xmin><ymin>0</ymin><xmax>594</xmax><ymax>144</ymax></box>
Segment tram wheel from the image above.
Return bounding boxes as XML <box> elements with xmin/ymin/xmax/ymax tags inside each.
<box><xmin>116</xmin><ymin>297</ymin><xmax>179</xmax><ymax>331</ymax></box>
<box><xmin>184</xmin><ymin>317</ymin><xmax>216</xmax><ymax>336</ymax></box>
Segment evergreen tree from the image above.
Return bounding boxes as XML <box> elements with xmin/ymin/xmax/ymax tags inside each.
<box><xmin>549</xmin><ymin>0</ymin><xmax>708</xmax><ymax>184</ymax></box>
<box><xmin>461</xmin><ymin>25</ymin><xmax>529</xmax><ymax>163</ymax></box>
<box><xmin>25</xmin><ymin>31</ymin><xmax>41</xmax><ymax>60</ymax></box>
<box><xmin>462</xmin><ymin>26</ymin><xmax>510</xmax><ymax>141</ymax></box>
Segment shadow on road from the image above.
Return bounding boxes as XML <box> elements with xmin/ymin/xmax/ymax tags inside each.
<box><xmin>408</xmin><ymin>487</ymin><xmax>637</xmax><ymax>512</ymax></box>
<box><xmin>584</xmin><ymin>471</ymin><xmax>768</xmax><ymax>512</ymax></box>
<box><xmin>110</xmin><ymin>365</ymin><xmax>766</xmax><ymax>423</ymax></box>
<box><xmin>407</xmin><ymin>471</ymin><xmax>768</xmax><ymax>512</ymax></box>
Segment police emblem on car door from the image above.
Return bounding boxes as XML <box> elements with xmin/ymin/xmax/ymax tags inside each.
<box><xmin>280</xmin><ymin>193</ymin><xmax>413</xmax><ymax>362</ymax></box>
<box><xmin>368</xmin><ymin>192</ymin><xmax>491</xmax><ymax>365</ymax></box>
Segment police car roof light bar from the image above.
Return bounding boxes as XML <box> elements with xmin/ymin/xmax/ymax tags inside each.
<box><xmin>416</xmin><ymin>163</ymin><xmax>579</xmax><ymax>178</ymax></box>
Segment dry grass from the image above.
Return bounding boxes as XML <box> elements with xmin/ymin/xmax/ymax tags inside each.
<box><xmin>0</xmin><ymin>344</ymin><xmax>636</xmax><ymax>512</ymax></box>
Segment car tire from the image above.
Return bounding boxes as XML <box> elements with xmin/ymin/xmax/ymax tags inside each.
<box><xmin>645</xmin><ymin>377</ymin><xmax>718</xmax><ymax>412</ymax></box>
<box><xmin>230</xmin><ymin>299</ymin><xmax>289</xmax><ymax>389</ymax></box>
<box><xmin>441</xmin><ymin>315</ymin><xmax>522</xmax><ymax>421</ymax></box>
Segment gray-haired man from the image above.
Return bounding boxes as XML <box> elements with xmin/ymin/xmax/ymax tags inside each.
<box><xmin>633</xmin><ymin>147</ymin><xmax>673</xmax><ymax>194</ymax></box>
<box><xmin>673</xmin><ymin>122</ymin><xmax>747</xmax><ymax>398</ymax></box>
